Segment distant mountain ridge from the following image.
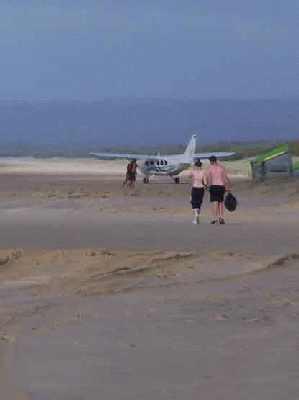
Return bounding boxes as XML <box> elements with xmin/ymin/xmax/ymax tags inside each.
<box><xmin>0</xmin><ymin>99</ymin><xmax>298</xmax><ymax>156</ymax></box>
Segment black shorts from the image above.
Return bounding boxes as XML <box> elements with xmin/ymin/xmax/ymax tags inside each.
<box><xmin>210</xmin><ymin>185</ymin><xmax>225</xmax><ymax>203</ymax></box>
<box><xmin>191</xmin><ymin>187</ymin><xmax>205</xmax><ymax>209</ymax></box>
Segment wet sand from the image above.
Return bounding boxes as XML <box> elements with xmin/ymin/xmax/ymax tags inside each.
<box><xmin>0</xmin><ymin>159</ymin><xmax>299</xmax><ymax>399</ymax></box>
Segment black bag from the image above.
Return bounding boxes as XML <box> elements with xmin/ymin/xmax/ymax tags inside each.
<box><xmin>225</xmin><ymin>192</ymin><xmax>238</xmax><ymax>212</ymax></box>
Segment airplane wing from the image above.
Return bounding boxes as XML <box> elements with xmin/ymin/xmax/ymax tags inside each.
<box><xmin>193</xmin><ymin>152</ymin><xmax>236</xmax><ymax>160</ymax></box>
<box><xmin>89</xmin><ymin>152</ymin><xmax>161</xmax><ymax>161</ymax></box>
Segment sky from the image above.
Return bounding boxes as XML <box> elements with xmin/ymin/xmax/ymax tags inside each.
<box><xmin>1</xmin><ymin>0</ymin><xmax>299</xmax><ymax>100</ymax></box>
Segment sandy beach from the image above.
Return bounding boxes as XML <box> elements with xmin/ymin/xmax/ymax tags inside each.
<box><xmin>0</xmin><ymin>158</ymin><xmax>299</xmax><ymax>399</ymax></box>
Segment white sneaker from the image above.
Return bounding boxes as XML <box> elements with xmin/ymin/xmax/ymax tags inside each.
<box><xmin>192</xmin><ymin>216</ymin><xmax>200</xmax><ymax>224</ymax></box>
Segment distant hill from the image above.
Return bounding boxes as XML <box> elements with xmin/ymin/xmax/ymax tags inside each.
<box><xmin>0</xmin><ymin>99</ymin><xmax>298</xmax><ymax>156</ymax></box>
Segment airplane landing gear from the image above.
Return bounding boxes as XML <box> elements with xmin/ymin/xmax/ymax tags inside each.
<box><xmin>174</xmin><ymin>177</ymin><xmax>180</xmax><ymax>184</ymax></box>
<box><xmin>143</xmin><ymin>177</ymin><xmax>150</xmax><ymax>184</ymax></box>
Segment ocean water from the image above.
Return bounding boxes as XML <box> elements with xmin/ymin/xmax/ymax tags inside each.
<box><xmin>0</xmin><ymin>99</ymin><xmax>298</xmax><ymax>156</ymax></box>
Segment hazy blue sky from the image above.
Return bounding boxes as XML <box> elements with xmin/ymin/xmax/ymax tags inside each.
<box><xmin>1</xmin><ymin>1</ymin><xmax>299</xmax><ymax>100</ymax></box>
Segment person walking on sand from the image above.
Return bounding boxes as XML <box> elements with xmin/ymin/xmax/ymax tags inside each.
<box><xmin>206</xmin><ymin>155</ymin><xmax>231</xmax><ymax>224</ymax></box>
<box><xmin>123</xmin><ymin>159</ymin><xmax>137</xmax><ymax>188</ymax></box>
<box><xmin>189</xmin><ymin>159</ymin><xmax>207</xmax><ymax>224</ymax></box>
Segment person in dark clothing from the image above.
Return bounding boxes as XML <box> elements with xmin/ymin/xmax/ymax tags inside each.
<box><xmin>123</xmin><ymin>159</ymin><xmax>137</xmax><ymax>188</ymax></box>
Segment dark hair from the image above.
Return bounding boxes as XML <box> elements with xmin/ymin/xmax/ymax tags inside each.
<box><xmin>194</xmin><ymin>158</ymin><xmax>202</xmax><ymax>167</ymax></box>
<box><xmin>209</xmin><ymin>155</ymin><xmax>217</xmax><ymax>163</ymax></box>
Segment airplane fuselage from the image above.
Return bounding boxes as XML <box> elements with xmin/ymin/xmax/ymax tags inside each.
<box><xmin>139</xmin><ymin>157</ymin><xmax>190</xmax><ymax>177</ymax></box>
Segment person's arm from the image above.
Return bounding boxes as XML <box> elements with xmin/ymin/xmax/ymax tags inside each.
<box><xmin>202</xmin><ymin>171</ymin><xmax>208</xmax><ymax>188</ymax></box>
<box><xmin>205</xmin><ymin>168</ymin><xmax>211</xmax><ymax>187</ymax></box>
<box><xmin>224</xmin><ymin>168</ymin><xmax>232</xmax><ymax>191</ymax></box>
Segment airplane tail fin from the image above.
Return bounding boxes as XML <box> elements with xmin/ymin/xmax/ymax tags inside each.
<box><xmin>184</xmin><ymin>134</ymin><xmax>197</xmax><ymax>160</ymax></box>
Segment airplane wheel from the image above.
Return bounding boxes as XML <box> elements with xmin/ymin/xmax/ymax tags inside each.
<box><xmin>143</xmin><ymin>177</ymin><xmax>150</xmax><ymax>184</ymax></box>
<box><xmin>174</xmin><ymin>177</ymin><xmax>180</xmax><ymax>184</ymax></box>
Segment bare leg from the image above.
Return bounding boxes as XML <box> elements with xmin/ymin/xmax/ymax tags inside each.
<box><xmin>218</xmin><ymin>202</ymin><xmax>223</xmax><ymax>219</ymax></box>
<box><xmin>218</xmin><ymin>202</ymin><xmax>226</xmax><ymax>224</ymax></box>
<box><xmin>219</xmin><ymin>202</ymin><xmax>224</xmax><ymax>219</ymax></box>
<box><xmin>211</xmin><ymin>202</ymin><xmax>218</xmax><ymax>223</ymax></box>
<box><xmin>193</xmin><ymin>209</ymin><xmax>200</xmax><ymax>224</ymax></box>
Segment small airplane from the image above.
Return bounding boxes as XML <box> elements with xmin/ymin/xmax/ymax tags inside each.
<box><xmin>90</xmin><ymin>134</ymin><xmax>235</xmax><ymax>184</ymax></box>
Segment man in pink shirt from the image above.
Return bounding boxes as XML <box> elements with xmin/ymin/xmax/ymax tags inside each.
<box><xmin>206</xmin><ymin>155</ymin><xmax>231</xmax><ymax>224</ymax></box>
